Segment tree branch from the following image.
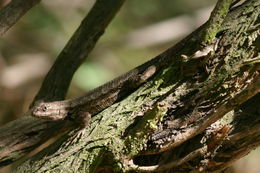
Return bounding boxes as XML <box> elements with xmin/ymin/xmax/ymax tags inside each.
<box><xmin>199</xmin><ymin>0</ymin><xmax>232</xmax><ymax>45</ymax></box>
<box><xmin>32</xmin><ymin>0</ymin><xmax>125</xmax><ymax>105</ymax></box>
<box><xmin>0</xmin><ymin>117</ymin><xmax>64</xmax><ymax>167</ymax></box>
<box><xmin>0</xmin><ymin>0</ymin><xmax>41</xmax><ymax>36</ymax></box>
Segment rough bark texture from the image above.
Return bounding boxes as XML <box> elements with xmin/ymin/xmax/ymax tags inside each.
<box><xmin>15</xmin><ymin>0</ymin><xmax>259</xmax><ymax>172</ymax></box>
<box><xmin>0</xmin><ymin>0</ymin><xmax>41</xmax><ymax>36</ymax></box>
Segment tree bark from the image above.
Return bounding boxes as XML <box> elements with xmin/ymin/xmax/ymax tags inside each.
<box><xmin>15</xmin><ymin>0</ymin><xmax>259</xmax><ymax>172</ymax></box>
<box><xmin>0</xmin><ymin>0</ymin><xmax>41</xmax><ymax>36</ymax></box>
<box><xmin>1</xmin><ymin>0</ymin><xmax>260</xmax><ymax>172</ymax></box>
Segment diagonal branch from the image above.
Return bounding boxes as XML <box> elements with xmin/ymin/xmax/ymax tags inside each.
<box><xmin>0</xmin><ymin>0</ymin><xmax>41</xmax><ymax>36</ymax></box>
<box><xmin>32</xmin><ymin>0</ymin><xmax>125</xmax><ymax>105</ymax></box>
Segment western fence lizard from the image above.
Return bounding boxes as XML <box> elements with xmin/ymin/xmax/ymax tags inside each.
<box><xmin>31</xmin><ymin>58</ymin><xmax>162</xmax><ymax>134</ymax></box>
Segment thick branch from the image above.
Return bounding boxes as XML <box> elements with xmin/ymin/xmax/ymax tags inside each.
<box><xmin>0</xmin><ymin>0</ymin><xmax>41</xmax><ymax>36</ymax></box>
<box><xmin>32</xmin><ymin>0</ymin><xmax>125</xmax><ymax>104</ymax></box>
<box><xmin>0</xmin><ymin>117</ymin><xmax>65</xmax><ymax>167</ymax></box>
<box><xmin>15</xmin><ymin>1</ymin><xmax>259</xmax><ymax>172</ymax></box>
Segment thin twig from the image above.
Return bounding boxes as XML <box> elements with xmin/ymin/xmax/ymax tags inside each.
<box><xmin>125</xmin><ymin>146</ymin><xmax>207</xmax><ymax>172</ymax></box>
<box><xmin>227</xmin><ymin>124</ymin><xmax>260</xmax><ymax>142</ymax></box>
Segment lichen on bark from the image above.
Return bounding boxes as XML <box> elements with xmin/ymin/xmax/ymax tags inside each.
<box><xmin>15</xmin><ymin>0</ymin><xmax>260</xmax><ymax>172</ymax></box>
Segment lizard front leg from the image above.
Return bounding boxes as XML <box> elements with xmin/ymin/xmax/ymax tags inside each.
<box><xmin>66</xmin><ymin>112</ymin><xmax>92</xmax><ymax>145</ymax></box>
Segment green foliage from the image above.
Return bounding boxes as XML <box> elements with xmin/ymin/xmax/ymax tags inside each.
<box><xmin>74</xmin><ymin>62</ymin><xmax>114</xmax><ymax>90</ymax></box>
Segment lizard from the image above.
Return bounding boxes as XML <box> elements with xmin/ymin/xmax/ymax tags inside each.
<box><xmin>31</xmin><ymin>56</ymin><xmax>163</xmax><ymax>135</ymax></box>
<box><xmin>31</xmin><ymin>32</ymin><xmax>220</xmax><ymax>139</ymax></box>
<box><xmin>31</xmin><ymin>63</ymin><xmax>162</xmax><ymax>120</ymax></box>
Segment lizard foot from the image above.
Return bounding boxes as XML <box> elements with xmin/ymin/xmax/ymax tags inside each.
<box><xmin>64</xmin><ymin>112</ymin><xmax>91</xmax><ymax>147</ymax></box>
<box><xmin>65</xmin><ymin>128</ymin><xmax>86</xmax><ymax>147</ymax></box>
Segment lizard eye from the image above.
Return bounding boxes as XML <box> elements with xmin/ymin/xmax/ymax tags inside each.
<box><xmin>42</xmin><ymin>105</ymin><xmax>48</xmax><ymax>111</ymax></box>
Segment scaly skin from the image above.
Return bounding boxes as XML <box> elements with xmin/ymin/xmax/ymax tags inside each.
<box><xmin>32</xmin><ymin>62</ymin><xmax>159</xmax><ymax>121</ymax></box>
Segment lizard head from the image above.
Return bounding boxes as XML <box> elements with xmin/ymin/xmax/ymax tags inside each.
<box><xmin>32</xmin><ymin>102</ymin><xmax>68</xmax><ymax>121</ymax></box>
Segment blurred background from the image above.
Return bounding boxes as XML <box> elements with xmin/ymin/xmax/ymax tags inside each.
<box><xmin>0</xmin><ymin>0</ymin><xmax>259</xmax><ymax>172</ymax></box>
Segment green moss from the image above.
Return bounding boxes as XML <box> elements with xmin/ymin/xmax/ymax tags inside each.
<box><xmin>123</xmin><ymin>103</ymin><xmax>168</xmax><ymax>157</ymax></box>
<box><xmin>201</xmin><ymin>0</ymin><xmax>233</xmax><ymax>44</ymax></box>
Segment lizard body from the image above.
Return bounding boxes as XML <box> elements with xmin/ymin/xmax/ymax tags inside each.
<box><xmin>32</xmin><ymin>62</ymin><xmax>159</xmax><ymax>139</ymax></box>
<box><xmin>32</xmin><ymin>59</ymin><xmax>160</xmax><ymax>121</ymax></box>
